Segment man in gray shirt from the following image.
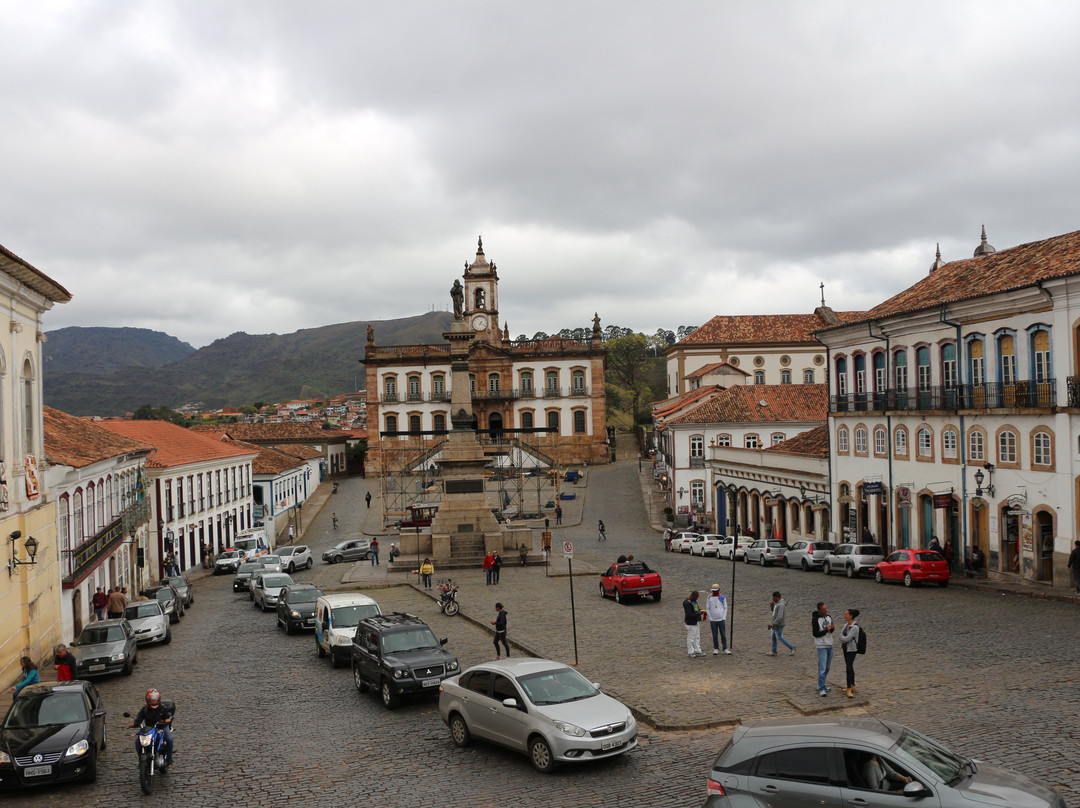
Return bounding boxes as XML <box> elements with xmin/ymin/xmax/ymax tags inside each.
<box><xmin>767</xmin><ymin>591</ymin><xmax>795</xmax><ymax>656</ymax></box>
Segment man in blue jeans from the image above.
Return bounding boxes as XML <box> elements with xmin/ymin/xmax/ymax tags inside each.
<box><xmin>767</xmin><ymin>591</ymin><xmax>795</xmax><ymax>655</ymax></box>
<box><xmin>811</xmin><ymin>601</ymin><xmax>835</xmax><ymax>696</ymax></box>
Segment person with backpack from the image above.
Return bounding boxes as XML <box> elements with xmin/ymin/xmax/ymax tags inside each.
<box><xmin>838</xmin><ymin>608</ymin><xmax>862</xmax><ymax>698</ymax></box>
<box><xmin>811</xmin><ymin>602</ymin><xmax>835</xmax><ymax>697</ymax></box>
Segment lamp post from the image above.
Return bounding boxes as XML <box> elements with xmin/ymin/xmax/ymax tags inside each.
<box><xmin>727</xmin><ymin>485</ymin><xmax>739</xmax><ymax>651</ymax></box>
<box><xmin>7</xmin><ymin>531</ymin><xmax>39</xmax><ymax>576</ymax></box>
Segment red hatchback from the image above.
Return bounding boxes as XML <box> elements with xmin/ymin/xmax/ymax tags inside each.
<box><xmin>874</xmin><ymin>549</ymin><xmax>951</xmax><ymax>587</ymax></box>
<box><xmin>599</xmin><ymin>562</ymin><xmax>662</xmax><ymax>604</ymax></box>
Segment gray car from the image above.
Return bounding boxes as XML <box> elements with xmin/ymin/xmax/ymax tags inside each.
<box><xmin>276</xmin><ymin>545</ymin><xmax>313</xmax><ymax>573</ymax></box>
<box><xmin>783</xmin><ymin>540</ymin><xmax>836</xmax><ymax>570</ymax></box>
<box><xmin>824</xmin><ymin>542</ymin><xmax>886</xmax><ymax>578</ymax></box>
<box><xmin>743</xmin><ymin>539</ymin><xmax>787</xmax><ymax>566</ymax></box>
<box><xmin>704</xmin><ymin>716</ymin><xmax>1063</xmax><ymax>807</ymax></box>
<box><xmin>123</xmin><ymin>600</ymin><xmax>171</xmax><ymax>645</ymax></box>
<box><xmin>70</xmin><ymin>619</ymin><xmax>138</xmax><ymax>677</ymax></box>
<box><xmin>439</xmin><ymin>658</ymin><xmax>637</xmax><ymax>773</ymax></box>
<box><xmin>322</xmin><ymin>539</ymin><xmax>372</xmax><ymax>564</ymax></box>
<box><xmin>252</xmin><ymin>572</ymin><xmax>295</xmax><ymax>611</ymax></box>
<box><xmin>162</xmin><ymin>575</ymin><xmax>193</xmax><ymax>606</ymax></box>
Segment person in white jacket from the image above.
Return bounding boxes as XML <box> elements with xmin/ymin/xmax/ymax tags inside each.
<box><xmin>705</xmin><ymin>585</ymin><xmax>731</xmax><ymax>655</ymax></box>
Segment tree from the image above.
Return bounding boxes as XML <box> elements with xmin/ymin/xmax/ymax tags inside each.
<box><xmin>605</xmin><ymin>333</ymin><xmax>664</xmax><ymax>425</ymax></box>
<box><xmin>132</xmin><ymin>404</ymin><xmax>188</xmax><ymax>426</ymax></box>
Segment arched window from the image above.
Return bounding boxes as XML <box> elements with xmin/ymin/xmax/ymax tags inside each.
<box><xmin>893</xmin><ymin>349</ymin><xmax>908</xmax><ymax>390</ymax></box>
<box><xmin>997</xmin><ymin>332</ymin><xmax>1016</xmax><ymax>385</ymax></box>
<box><xmin>690</xmin><ymin>435</ymin><xmax>704</xmax><ymax>458</ymax></box>
<box><xmin>998</xmin><ymin>429</ymin><xmax>1018</xmax><ymax>464</ymax></box>
<box><xmin>383</xmin><ymin>376</ymin><xmax>397</xmax><ymax>398</ymax></box>
<box><xmin>744</xmin><ymin>434</ymin><xmax>760</xmax><ymax>449</ymax></box>
<box><xmin>835</xmin><ymin>357</ymin><xmax>848</xmax><ymax>396</ymax></box>
<box><xmin>409</xmin><ymin>415</ymin><xmax>421</xmax><ymax>434</ymax></box>
<box><xmin>520</xmin><ymin>372</ymin><xmax>533</xmax><ymax>394</ymax></box>
<box><xmin>1029</xmin><ymin>326</ymin><xmax>1052</xmax><ymax>383</ymax></box>
<box><xmin>854</xmin><ymin>354</ymin><xmax>867</xmax><ymax>396</ymax></box>
<box><xmin>546</xmin><ymin>411</ymin><xmax>560</xmax><ymax>432</ymax></box>
<box><xmin>1033</xmin><ymin>430</ymin><xmax>1053</xmax><ymax>467</ymax></box>
<box><xmin>432</xmin><ymin>374</ymin><xmax>445</xmax><ymax>397</ymax></box>
<box><xmin>874</xmin><ymin>427</ymin><xmax>886</xmax><ymax>455</ymax></box>
<box><xmin>803</xmin><ymin>369</ymin><xmax>814</xmax><ymax>383</ymax></box>
<box><xmin>943</xmin><ymin>428</ymin><xmax>958</xmax><ymax>459</ymax></box>
<box><xmin>895</xmin><ymin>427</ymin><xmax>908</xmax><ymax>456</ymax></box>
<box><xmin>86</xmin><ymin>482</ymin><xmax>96</xmax><ymax>533</ymax></box>
<box><xmin>571</xmin><ymin>370</ymin><xmax>585</xmax><ymax>393</ymax></box>
<box><xmin>855</xmin><ymin>427</ymin><xmax>868</xmax><ymax>454</ymax></box>
<box><xmin>433</xmin><ymin>413</ymin><xmax>446</xmax><ymax>432</ymax></box>
<box><xmin>942</xmin><ymin>343</ymin><xmax>957</xmax><ymax>387</ymax></box>
<box><xmin>474</xmin><ymin>287</ymin><xmax>486</xmax><ymax>309</ymax></box>
<box><xmin>781</xmin><ymin>370</ymin><xmax>791</xmax><ymax>384</ymax></box>
<box><xmin>545</xmin><ymin>371</ymin><xmax>559</xmax><ymax>394</ymax></box>
<box><xmin>771</xmin><ymin>432</ymin><xmax>786</xmax><ymax>446</ymax></box>
<box><xmin>872</xmin><ymin>351</ymin><xmax>887</xmax><ymax>392</ymax></box>
<box><xmin>837</xmin><ymin>427</ymin><xmax>849</xmax><ymax>453</ymax></box>
<box><xmin>968</xmin><ymin>429</ymin><xmax>985</xmax><ymax>462</ymax></box>
<box><xmin>754</xmin><ymin>370</ymin><xmax>765</xmax><ymax>385</ymax></box>
<box><xmin>918</xmin><ymin>428</ymin><xmax>933</xmax><ymax>457</ymax></box>
<box><xmin>408</xmin><ymin>376</ymin><xmax>421</xmax><ymax>400</ymax></box>
<box><xmin>22</xmin><ymin>358</ymin><xmax>35</xmax><ymax>456</ymax></box>
<box><xmin>59</xmin><ymin>495</ymin><xmax>71</xmax><ymax>549</ymax></box>
<box><xmin>716</xmin><ymin>434</ymin><xmax>731</xmax><ymax>447</ymax></box>
<box><xmin>488</xmin><ymin>373</ymin><xmax>500</xmax><ymax>392</ymax></box>
<box><xmin>967</xmin><ymin>336</ymin><xmax>985</xmax><ymax>385</ymax></box>
<box><xmin>520</xmin><ymin>411</ymin><xmax>534</xmax><ymax>430</ymax></box>
<box><xmin>385</xmin><ymin>415</ymin><xmax>398</xmax><ymax>433</ymax></box>
<box><xmin>73</xmin><ymin>490</ymin><xmax>85</xmax><ymax>544</ymax></box>
<box><xmin>573</xmin><ymin>410</ymin><xmax>586</xmax><ymax>434</ymax></box>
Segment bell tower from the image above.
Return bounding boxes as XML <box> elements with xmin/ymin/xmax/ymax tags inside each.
<box><xmin>462</xmin><ymin>236</ymin><xmax>500</xmax><ymax>341</ymax></box>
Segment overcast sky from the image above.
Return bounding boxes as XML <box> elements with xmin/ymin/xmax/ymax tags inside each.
<box><xmin>4</xmin><ymin>2</ymin><xmax>1080</xmax><ymax>348</ymax></box>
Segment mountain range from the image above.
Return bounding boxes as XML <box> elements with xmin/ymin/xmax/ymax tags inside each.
<box><xmin>43</xmin><ymin>312</ymin><xmax>454</xmax><ymax>416</ymax></box>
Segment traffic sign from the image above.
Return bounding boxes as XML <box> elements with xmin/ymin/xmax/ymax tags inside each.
<box><xmin>563</xmin><ymin>540</ymin><xmax>574</xmax><ymax>557</ymax></box>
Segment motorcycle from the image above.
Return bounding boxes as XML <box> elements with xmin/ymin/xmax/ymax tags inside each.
<box><xmin>332</xmin><ymin>481</ymin><xmax>339</xmax><ymax>494</ymax></box>
<box><xmin>436</xmin><ymin>579</ymin><xmax>460</xmax><ymax>616</ymax></box>
<box><xmin>123</xmin><ymin>710</ymin><xmax>173</xmax><ymax>795</ymax></box>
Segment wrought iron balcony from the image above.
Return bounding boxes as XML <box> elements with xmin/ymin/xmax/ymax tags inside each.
<box><xmin>62</xmin><ymin>498</ymin><xmax>151</xmax><ymax>586</ymax></box>
<box><xmin>830</xmin><ymin>380</ymin><xmax>1057</xmax><ymax>413</ymax></box>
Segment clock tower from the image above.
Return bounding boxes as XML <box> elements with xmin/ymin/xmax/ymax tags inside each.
<box><xmin>462</xmin><ymin>236</ymin><xmax>500</xmax><ymax>341</ymax></box>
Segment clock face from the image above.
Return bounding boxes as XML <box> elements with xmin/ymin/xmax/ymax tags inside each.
<box><xmin>472</xmin><ymin>314</ymin><xmax>489</xmax><ymax>331</ymax></box>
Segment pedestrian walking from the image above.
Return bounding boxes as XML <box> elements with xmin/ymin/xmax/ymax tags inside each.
<box><xmin>492</xmin><ymin>603</ymin><xmax>510</xmax><ymax>659</ymax></box>
<box><xmin>767</xmin><ymin>591</ymin><xmax>796</xmax><ymax>655</ymax></box>
<box><xmin>54</xmin><ymin>644</ymin><xmax>77</xmax><ymax>681</ymax></box>
<box><xmin>491</xmin><ymin>551</ymin><xmax>502</xmax><ymax>584</ymax></box>
<box><xmin>555</xmin><ymin>504</ymin><xmax>562</xmax><ymax>525</ymax></box>
<box><xmin>420</xmin><ymin>557</ymin><xmax>434</xmax><ymax>590</ymax></box>
<box><xmin>106</xmin><ymin>585</ymin><xmax>127</xmax><ymax>619</ymax></box>
<box><xmin>288</xmin><ymin>524</ymin><xmax>295</xmax><ymax>542</ymax></box>
<box><xmin>332</xmin><ymin>513</ymin><xmax>339</xmax><ymax>529</ymax></box>
<box><xmin>1069</xmin><ymin>540</ymin><xmax>1080</xmax><ymax>594</ymax></box>
<box><xmin>812</xmin><ymin>601</ymin><xmax>835</xmax><ymax>696</ymax></box>
<box><xmin>483</xmin><ymin>552</ymin><xmax>495</xmax><ymax>585</ymax></box>
<box><xmin>705</xmin><ymin>585</ymin><xmax>730</xmax><ymax>655</ymax></box>
<box><xmin>519</xmin><ymin>543</ymin><xmax>529</xmax><ymax>567</ymax></box>
<box><xmin>683</xmin><ymin>590</ymin><xmax>705</xmax><ymax>658</ymax></box>
<box><xmin>598</xmin><ymin>520</ymin><xmax>607</xmax><ymax>541</ymax></box>
<box><xmin>92</xmin><ymin>586</ymin><xmax>108</xmax><ymax>621</ymax></box>
<box><xmin>200</xmin><ymin>543</ymin><xmax>209</xmax><ymax>569</ymax></box>
<box><xmin>365</xmin><ymin>491</ymin><xmax>372</xmax><ymax>508</ymax></box>
<box><xmin>369</xmin><ymin>537</ymin><xmax>380</xmax><ymax>565</ymax></box>
<box><xmin>838</xmin><ymin>608</ymin><xmax>861</xmax><ymax>698</ymax></box>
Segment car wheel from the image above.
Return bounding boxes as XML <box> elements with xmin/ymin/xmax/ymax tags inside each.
<box><xmin>715</xmin><ymin>549</ymin><xmax>722</xmax><ymax>559</ymax></box>
<box><xmin>653</xmin><ymin>591</ymin><xmax>662</xmax><ymax>602</ymax></box>
<box><xmin>599</xmin><ymin>583</ymin><xmax>607</xmax><ymax>599</ymax></box>
<box><xmin>824</xmin><ymin>562</ymin><xmax>832</xmax><ymax>575</ymax></box>
<box><xmin>743</xmin><ymin>553</ymin><xmax>750</xmax><ymax>564</ymax></box>
<box><xmin>614</xmin><ymin>589</ymin><xmax>623</xmax><ymax>604</ymax></box>
<box><xmin>529</xmin><ymin>736</ymin><xmax>556</xmax><ymax>773</ymax></box>
<box><xmin>938</xmin><ymin>580</ymin><xmax>949</xmax><ymax>588</ymax></box>
<box><xmin>333</xmin><ymin>554</ymin><xmax>343</xmax><ymax>564</ymax></box>
<box><xmin>760</xmin><ymin>555</ymin><xmax>767</xmax><ymax>567</ymax></box>
<box><xmin>381</xmin><ymin>679</ymin><xmax>400</xmax><ymax>709</ymax></box>
<box><xmin>353</xmin><ymin>665</ymin><xmax>369</xmax><ymax>693</ymax></box>
<box><xmin>288</xmin><ymin>562</ymin><xmax>295</xmax><ymax>573</ymax></box>
<box><xmin>449</xmin><ymin>713</ymin><xmax>471</xmax><ymax>747</ymax></box>
<box><xmin>306</xmin><ymin>558</ymin><xmax>313</xmax><ymax>569</ymax></box>
<box><xmin>802</xmin><ymin>559</ymin><xmax>809</xmax><ymax>571</ymax></box>
<box><xmin>846</xmin><ymin>565</ymin><xmax>857</xmax><ymax>579</ymax></box>
<box><xmin>82</xmin><ymin>749</ymin><xmax>98</xmax><ymax>784</ymax></box>
<box><xmin>874</xmin><ymin>569</ymin><xmax>884</xmax><ymax>584</ymax></box>
<box><xmin>122</xmin><ymin>657</ymin><xmax>134</xmax><ymax>676</ymax></box>
<box><xmin>163</xmin><ymin>629</ymin><xmax>172</xmax><ymax>644</ymax></box>
<box><xmin>904</xmin><ymin>572</ymin><xmax>914</xmax><ymax>587</ymax></box>
<box><xmin>783</xmin><ymin>557</ymin><xmax>790</xmax><ymax>568</ymax></box>
<box><xmin>317</xmin><ymin>638</ymin><xmax>326</xmax><ymax>658</ymax></box>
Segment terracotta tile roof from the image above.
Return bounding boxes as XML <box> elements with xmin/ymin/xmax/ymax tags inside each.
<box><xmin>271</xmin><ymin>444</ymin><xmax>324</xmax><ymax>460</ymax></box>
<box><xmin>190</xmin><ymin>430</ymin><xmax>308</xmax><ymax>475</ymax></box>
<box><xmin>666</xmin><ymin>384</ymin><xmax>828</xmax><ymax>425</ymax></box>
<box><xmin>684</xmin><ymin>362</ymin><xmax>749</xmax><ymax>379</ymax></box>
<box><xmin>679</xmin><ymin>311</ymin><xmax>866</xmax><ymax>345</ymax></box>
<box><xmin>189</xmin><ymin>422</ymin><xmax>349</xmax><ymax>442</ymax></box>
<box><xmin>0</xmin><ymin>242</ymin><xmax>72</xmax><ymax>303</ymax></box>
<box><xmin>96</xmin><ymin>420</ymin><xmax>259</xmax><ymax>468</ymax></box>
<box><xmin>44</xmin><ymin>407</ymin><xmax>153</xmax><ymax>468</ymax></box>
<box><xmin>652</xmin><ymin>386</ymin><xmax>724</xmax><ymax>419</ymax></box>
<box><xmin>761</xmin><ymin>424</ymin><xmax>830</xmax><ymax>458</ymax></box>
<box><xmin>860</xmin><ymin>228</ymin><xmax>1080</xmax><ymax>322</ymax></box>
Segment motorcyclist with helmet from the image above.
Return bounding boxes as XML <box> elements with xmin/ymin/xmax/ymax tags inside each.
<box><xmin>129</xmin><ymin>688</ymin><xmax>174</xmax><ymax>766</ymax></box>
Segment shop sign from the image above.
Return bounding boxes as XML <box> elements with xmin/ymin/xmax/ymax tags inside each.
<box><xmin>933</xmin><ymin>493</ymin><xmax>954</xmax><ymax>508</ymax></box>
<box><xmin>863</xmin><ymin>482</ymin><xmax>883</xmax><ymax>495</ymax></box>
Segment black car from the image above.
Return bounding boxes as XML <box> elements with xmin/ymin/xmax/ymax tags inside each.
<box><xmin>351</xmin><ymin>612</ymin><xmax>459</xmax><ymax>709</ymax></box>
<box><xmin>0</xmin><ymin>680</ymin><xmax>106</xmax><ymax>787</ymax></box>
<box><xmin>233</xmin><ymin>562</ymin><xmax>262</xmax><ymax>592</ymax></box>
<box><xmin>276</xmin><ymin>583</ymin><xmax>323</xmax><ymax>634</ymax></box>
<box><xmin>141</xmin><ymin>584</ymin><xmax>185</xmax><ymax>623</ymax></box>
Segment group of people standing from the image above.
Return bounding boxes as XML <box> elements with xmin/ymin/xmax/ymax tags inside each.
<box><xmin>482</xmin><ymin>551</ymin><xmax>503</xmax><ymax>584</ymax></box>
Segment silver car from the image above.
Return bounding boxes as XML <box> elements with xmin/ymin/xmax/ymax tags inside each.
<box><xmin>252</xmin><ymin>572</ymin><xmax>295</xmax><ymax>611</ymax></box>
<box><xmin>704</xmin><ymin>716</ymin><xmax>1063</xmax><ymax>807</ymax></box>
<box><xmin>439</xmin><ymin>658</ymin><xmax>638</xmax><ymax>773</ymax></box>
<box><xmin>783</xmin><ymin>540</ymin><xmax>836</xmax><ymax>571</ymax></box>
<box><xmin>275</xmin><ymin>545</ymin><xmax>313</xmax><ymax>573</ymax></box>
<box><xmin>824</xmin><ymin>543</ymin><xmax>886</xmax><ymax>578</ymax></box>
<box><xmin>743</xmin><ymin>539</ymin><xmax>787</xmax><ymax>566</ymax></box>
<box><xmin>214</xmin><ymin>549</ymin><xmax>245</xmax><ymax>575</ymax></box>
<box><xmin>258</xmin><ymin>555</ymin><xmax>283</xmax><ymax>573</ymax></box>
<box><xmin>322</xmin><ymin>539</ymin><xmax>372</xmax><ymax>564</ymax></box>
<box><xmin>123</xmin><ymin>600</ymin><xmax>171</xmax><ymax>645</ymax></box>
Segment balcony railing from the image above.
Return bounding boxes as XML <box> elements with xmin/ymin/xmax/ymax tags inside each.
<box><xmin>62</xmin><ymin>498</ymin><xmax>151</xmax><ymax>585</ymax></box>
<box><xmin>379</xmin><ymin>391</ymin><xmax>451</xmax><ymax>404</ymax></box>
<box><xmin>831</xmin><ymin>380</ymin><xmax>1057</xmax><ymax>413</ymax></box>
<box><xmin>379</xmin><ymin>387</ymin><xmax>589</xmax><ymax>404</ymax></box>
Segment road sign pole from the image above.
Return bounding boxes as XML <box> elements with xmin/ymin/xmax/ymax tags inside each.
<box><xmin>565</xmin><ymin>540</ymin><xmax>578</xmax><ymax>665</ymax></box>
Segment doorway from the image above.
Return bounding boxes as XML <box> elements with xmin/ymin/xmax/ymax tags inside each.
<box><xmin>1036</xmin><ymin>510</ymin><xmax>1054</xmax><ymax>582</ymax></box>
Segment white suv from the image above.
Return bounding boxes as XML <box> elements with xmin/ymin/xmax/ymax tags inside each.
<box><xmin>276</xmin><ymin>545</ymin><xmax>313</xmax><ymax>573</ymax></box>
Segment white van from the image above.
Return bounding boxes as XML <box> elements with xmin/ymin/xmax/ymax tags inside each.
<box><xmin>314</xmin><ymin>593</ymin><xmax>382</xmax><ymax>667</ymax></box>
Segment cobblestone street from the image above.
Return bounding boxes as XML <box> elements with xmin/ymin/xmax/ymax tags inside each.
<box><xmin>6</xmin><ymin>459</ymin><xmax>1078</xmax><ymax>806</ymax></box>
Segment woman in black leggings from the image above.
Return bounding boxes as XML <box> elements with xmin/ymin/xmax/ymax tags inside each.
<box><xmin>492</xmin><ymin>603</ymin><xmax>510</xmax><ymax>659</ymax></box>
<box><xmin>839</xmin><ymin>608</ymin><xmax>861</xmax><ymax>698</ymax></box>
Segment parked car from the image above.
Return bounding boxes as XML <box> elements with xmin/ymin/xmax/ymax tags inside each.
<box><xmin>599</xmin><ymin>561</ymin><xmax>662</xmax><ymax>603</ymax></box>
<box><xmin>315</xmin><ymin>593</ymin><xmax>383</xmax><ymax>667</ymax></box>
<box><xmin>719</xmin><ymin>536</ymin><xmax>754</xmax><ymax>560</ymax></box>
<box><xmin>162</xmin><ymin>575</ymin><xmax>193</xmax><ymax>606</ymax></box>
<box><xmin>685</xmin><ymin>534</ymin><xmax>715</xmax><ymax>555</ymax></box>
<box><xmin>276</xmin><ymin>583</ymin><xmax>323</xmax><ymax>634</ymax></box>
<box><xmin>351</xmin><ymin>612</ymin><xmax>459</xmax><ymax>709</ymax></box>
<box><xmin>0</xmin><ymin>680</ymin><xmax>107</xmax><ymax>786</ymax></box>
<box><xmin>140</xmin><ymin>584</ymin><xmax>184</xmax><ymax>623</ymax></box>
<box><xmin>252</xmin><ymin>572</ymin><xmax>295</xmax><ymax>611</ymax></box>
<box><xmin>248</xmin><ymin>568</ymin><xmax>274</xmax><ymax>599</ymax></box>
<box><xmin>275</xmin><ymin>545</ymin><xmax>313</xmax><ymax>573</ymax></box>
<box><xmin>744</xmin><ymin>539</ymin><xmax>788</xmax><ymax>566</ymax></box>
<box><xmin>233</xmin><ymin>562</ymin><xmax>262</xmax><ymax>592</ymax></box>
<box><xmin>257</xmin><ymin>555</ymin><xmax>283</xmax><ymax>573</ymax></box>
<box><xmin>123</xmin><ymin>600</ymin><xmax>170</xmax><ymax>645</ymax></box>
<box><xmin>783</xmin><ymin>540</ymin><xmax>836</xmax><ymax>570</ymax></box>
<box><xmin>695</xmin><ymin>534</ymin><xmax>727</xmax><ymax>557</ymax></box>
<box><xmin>322</xmin><ymin>539</ymin><xmax>373</xmax><ymax>564</ymax></box>
<box><xmin>214</xmin><ymin>549</ymin><xmax>245</xmax><ymax>575</ymax></box>
<box><xmin>874</xmin><ymin>549</ymin><xmax>951</xmax><ymax>587</ymax></box>
<box><xmin>668</xmin><ymin>532</ymin><xmax>701</xmax><ymax>553</ymax></box>
<box><xmin>439</xmin><ymin>658</ymin><xmax>638</xmax><ymax>773</ymax></box>
<box><xmin>69</xmin><ymin>619</ymin><xmax>138</xmax><ymax>677</ymax></box>
<box><xmin>704</xmin><ymin>716</ymin><xmax>1062</xmax><ymax>807</ymax></box>
<box><xmin>824</xmin><ymin>543</ymin><xmax>886</xmax><ymax>578</ymax></box>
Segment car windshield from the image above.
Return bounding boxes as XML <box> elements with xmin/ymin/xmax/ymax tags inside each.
<box><xmin>165</xmin><ymin>577</ymin><xmax>187</xmax><ymax>588</ymax></box>
<box><xmin>4</xmin><ymin>692</ymin><xmax>89</xmax><ymax>728</ymax></box>
<box><xmin>261</xmin><ymin>557</ymin><xmax>281</xmax><ymax>566</ymax></box>
<box><xmin>237</xmin><ymin>564</ymin><xmax>259</xmax><ymax>574</ymax></box>
<box><xmin>518</xmin><ymin>666</ymin><xmax>599</xmax><ymax>706</ymax></box>
<box><xmin>277</xmin><ymin>547</ymin><xmax>295</xmax><ymax>556</ymax></box>
<box><xmin>616</xmin><ymin>563</ymin><xmax>653</xmax><ymax>575</ymax></box>
<box><xmin>125</xmin><ymin>603</ymin><xmax>162</xmax><ymax>619</ymax></box>
<box><xmin>894</xmin><ymin>728</ymin><xmax>964</xmax><ymax>782</ymax></box>
<box><xmin>151</xmin><ymin>589</ymin><xmax>174</xmax><ymax>602</ymax></box>
<box><xmin>79</xmin><ymin>625</ymin><xmax>125</xmax><ymax>644</ymax></box>
<box><xmin>219</xmin><ymin>551</ymin><xmax>241</xmax><ymax>560</ymax></box>
<box><xmin>381</xmin><ymin>627</ymin><xmax>440</xmax><ymax>653</ymax></box>
<box><xmin>331</xmin><ymin>604</ymin><xmax>380</xmax><ymax>627</ymax></box>
<box><xmin>262</xmin><ymin>574</ymin><xmax>293</xmax><ymax>588</ymax></box>
<box><xmin>286</xmin><ymin>589</ymin><xmax>321</xmax><ymax>604</ymax></box>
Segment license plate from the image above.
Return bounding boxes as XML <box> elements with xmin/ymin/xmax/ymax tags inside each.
<box><xmin>422</xmin><ymin>678</ymin><xmax>440</xmax><ymax>688</ymax></box>
<box><xmin>89</xmin><ymin>664</ymin><xmax>105</xmax><ymax>672</ymax></box>
<box><xmin>601</xmin><ymin>738</ymin><xmax>624</xmax><ymax>751</ymax></box>
<box><xmin>24</xmin><ymin>765</ymin><xmax>52</xmax><ymax>777</ymax></box>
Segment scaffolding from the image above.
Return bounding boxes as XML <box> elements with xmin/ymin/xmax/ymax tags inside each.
<box><xmin>378</xmin><ymin>429</ymin><xmax>562</xmax><ymax>529</ymax></box>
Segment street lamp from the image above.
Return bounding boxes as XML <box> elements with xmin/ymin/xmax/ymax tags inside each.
<box><xmin>7</xmin><ymin>531</ymin><xmax>39</xmax><ymax>576</ymax></box>
<box><xmin>974</xmin><ymin>463</ymin><xmax>995</xmax><ymax>498</ymax></box>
